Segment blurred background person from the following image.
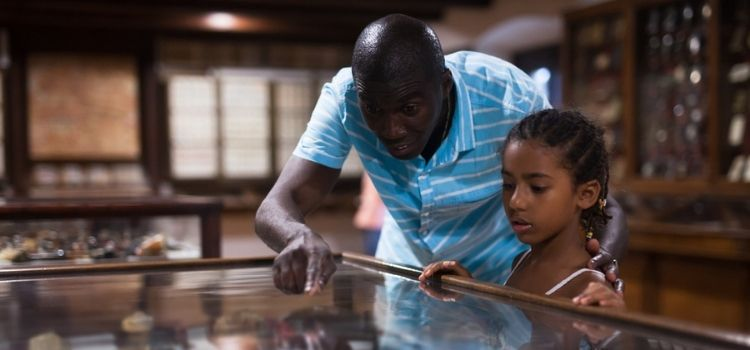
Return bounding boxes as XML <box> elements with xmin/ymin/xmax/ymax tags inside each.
<box><xmin>353</xmin><ymin>173</ymin><xmax>385</xmax><ymax>256</ymax></box>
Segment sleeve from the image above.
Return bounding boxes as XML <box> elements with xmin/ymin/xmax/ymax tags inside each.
<box><xmin>509</xmin><ymin>64</ymin><xmax>551</xmax><ymax>114</ymax></box>
<box><xmin>292</xmin><ymin>70</ymin><xmax>353</xmax><ymax>170</ymax></box>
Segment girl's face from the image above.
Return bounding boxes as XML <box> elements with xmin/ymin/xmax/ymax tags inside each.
<box><xmin>501</xmin><ymin>140</ymin><xmax>599</xmax><ymax>245</ymax></box>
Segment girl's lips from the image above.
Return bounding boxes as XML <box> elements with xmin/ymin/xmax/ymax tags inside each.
<box><xmin>511</xmin><ymin>220</ymin><xmax>532</xmax><ymax>234</ymax></box>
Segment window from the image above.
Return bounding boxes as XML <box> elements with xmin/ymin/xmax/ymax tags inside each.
<box><xmin>221</xmin><ymin>75</ymin><xmax>271</xmax><ymax>178</ymax></box>
<box><xmin>167</xmin><ymin>68</ymin><xmax>362</xmax><ymax>182</ymax></box>
<box><xmin>168</xmin><ymin>75</ymin><xmax>220</xmax><ymax>178</ymax></box>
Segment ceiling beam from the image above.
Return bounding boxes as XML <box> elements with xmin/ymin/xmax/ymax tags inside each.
<box><xmin>0</xmin><ymin>0</ymin><xmax>492</xmax><ymax>42</ymax></box>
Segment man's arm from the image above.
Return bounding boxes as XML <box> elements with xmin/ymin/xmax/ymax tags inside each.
<box><xmin>599</xmin><ymin>194</ymin><xmax>628</xmax><ymax>259</ymax></box>
<box><xmin>586</xmin><ymin>194</ymin><xmax>628</xmax><ymax>292</ymax></box>
<box><xmin>255</xmin><ymin>156</ymin><xmax>341</xmax><ymax>295</ymax></box>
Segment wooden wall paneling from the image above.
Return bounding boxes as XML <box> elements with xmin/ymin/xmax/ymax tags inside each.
<box><xmin>268</xmin><ymin>81</ymin><xmax>279</xmax><ymax>176</ymax></box>
<box><xmin>6</xmin><ymin>31</ymin><xmax>29</xmax><ymax>197</ymax></box>
<box><xmin>140</xmin><ymin>40</ymin><xmax>162</xmax><ymax>194</ymax></box>
<box><xmin>620</xmin><ymin>250</ymin><xmax>648</xmax><ymax>312</ymax></box>
<box><xmin>560</xmin><ymin>16</ymin><xmax>572</xmax><ymax>106</ymax></box>
<box><xmin>706</xmin><ymin>0</ymin><xmax>721</xmax><ymax>181</ymax></box>
<box><xmin>657</xmin><ymin>255</ymin><xmax>748</xmax><ymax>331</ymax></box>
<box><xmin>745</xmin><ymin>263</ymin><xmax>750</xmax><ymax>332</ymax></box>
<box><xmin>622</xmin><ymin>3</ymin><xmax>638</xmax><ymax>180</ymax></box>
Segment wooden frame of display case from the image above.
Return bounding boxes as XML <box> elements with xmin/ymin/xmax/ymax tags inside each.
<box><xmin>564</xmin><ymin>0</ymin><xmax>750</xmax><ymax>197</ymax></box>
<box><xmin>1</xmin><ymin>253</ymin><xmax>748</xmax><ymax>349</ymax></box>
<box><xmin>0</xmin><ymin>195</ymin><xmax>223</xmax><ymax>258</ymax></box>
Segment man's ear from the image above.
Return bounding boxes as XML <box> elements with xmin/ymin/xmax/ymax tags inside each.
<box><xmin>441</xmin><ymin>68</ymin><xmax>453</xmax><ymax>97</ymax></box>
<box><xmin>576</xmin><ymin>180</ymin><xmax>601</xmax><ymax>210</ymax></box>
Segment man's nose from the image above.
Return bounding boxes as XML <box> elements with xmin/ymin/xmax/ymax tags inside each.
<box><xmin>383</xmin><ymin>115</ymin><xmax>407</xmax><ymax>139</ymax></box>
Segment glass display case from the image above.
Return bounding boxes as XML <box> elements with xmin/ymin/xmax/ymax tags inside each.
<box><xmin>565</xmin><ymin>0</ymin><xmax>750</xmax><ymax>331</ymax></box>
<box><xmin>0</xmin><ymin>254</ymin><xmax>748</xmax><ymax>349</ymax></box>
<box><xmin>721</xmin><ymin>0</ymin><xmax>750</xmax><ymax>183</ymax></box>
<box><xmin>0</xmin><ymin>196</ymin><xmax>222</xmax><ymax>266</ymax></box>
<box><xmin>636</xmin><ymin>1</ymin><xmax>711</xmax><ymax>180</ymax></box>
<box><xmin>565</xmin><ymin>0</ymin><xmax>750</xmax><ymax>195</ymax></box>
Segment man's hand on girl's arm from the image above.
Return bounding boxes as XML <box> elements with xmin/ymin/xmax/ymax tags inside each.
<box><xmin>586</xmin><ymin>194</ymin><xmax>628</xmax><ymax>293</ymax></box>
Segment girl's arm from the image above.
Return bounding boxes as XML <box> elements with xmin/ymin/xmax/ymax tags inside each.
<box><xmin>418</xmin><ymin>260</ymin><xmax>472</xmax><ymax>302</ymax></box>
<box><xmin>572</xmin><ymin>281</ymin><xmax>626</xmax><ymax>310</ymax></box>
<box><xmin>418</xmin><ymin>260</ymin><xmax>472</xmax><ymax>281</ymax></box>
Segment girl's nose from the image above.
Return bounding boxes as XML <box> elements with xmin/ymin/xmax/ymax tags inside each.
<box><xmin>509</xmin><ymin>189</ymin><xmax>526</xmax><ymax>211</ymax></box>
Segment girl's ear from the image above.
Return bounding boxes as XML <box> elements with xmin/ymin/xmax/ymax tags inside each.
<box><xmin>576</xmin><ymin>179</ymin><xmax>601</xmax><ymax>210</ymax></box>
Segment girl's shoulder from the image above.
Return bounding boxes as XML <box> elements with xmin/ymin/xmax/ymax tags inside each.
<box><xmin>511</xmin><ymin>250</ymin><xmax>530</xmax><ymax>270</ymax></box>
<box><xmin>547</xmin><ymin>268</ymin><xmax>608</xmax><ymax>298</ymax></box>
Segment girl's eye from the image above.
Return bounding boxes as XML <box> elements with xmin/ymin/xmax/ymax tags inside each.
<box><xmin>530</xmin><ymin>186</ymin><xmax>547</xmax><ymax>193</ymax></box>
<box><xmin>502</xmin><ymin>183</ymin><xmax>515</xmax><ymax>191</ymax></box>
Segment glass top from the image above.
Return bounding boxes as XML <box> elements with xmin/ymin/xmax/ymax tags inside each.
<box><xmin>0</xmin><ymin>260</ymin><xmax>747</xmax><ymax>349</ymax></box>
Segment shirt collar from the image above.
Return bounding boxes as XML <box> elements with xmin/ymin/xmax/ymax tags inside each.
<box><xmin>428</xmin><ymin>63</ymin><xmax>476</xmax><ymax>168</ymax></box>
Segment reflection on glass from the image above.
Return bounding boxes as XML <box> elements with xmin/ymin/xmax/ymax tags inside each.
<box><xmin>0</xmin><ymin>263</ymin><xmax>739</xmax><ymax>349</ymax></box>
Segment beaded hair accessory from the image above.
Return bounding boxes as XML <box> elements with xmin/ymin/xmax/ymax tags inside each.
<box><xmin>585</xmin><ymin>198</ymin><xmax>608</xmax><ymax>240</ymax></box>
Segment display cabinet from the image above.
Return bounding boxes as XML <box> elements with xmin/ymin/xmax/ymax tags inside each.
<box><xmin>564</xmin><ymin>2</ymin><xmax>628</xmax><ymax>183</ymax></box>
<box><xmin>0</xmin><ymin>195</ymin><xmax>222</xmax><ymax>265</ymax></box>
<box><xmin>720</xmin><ymin>0</ymin><xmax>750</xmax><ymax>183</ymax></box>
<box><xmin>1</xmin><ymin>253</ymin><xmax>748</xmax><ymax>349</ymax></box>
<box><xmin>564</xmin><ymin>0</ymin><xmax>750</xmax><ymax>331</ymax></box>
<box><xmin>564</xmin><ymin>0</ymin><xmax>750</xmax><ymax>195</ymax></box>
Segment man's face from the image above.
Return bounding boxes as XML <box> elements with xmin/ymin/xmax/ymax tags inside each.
<box><xmin>356</xmin><ymin>74</ymin><xmax>444</xmax><ymax>160</ymax></box>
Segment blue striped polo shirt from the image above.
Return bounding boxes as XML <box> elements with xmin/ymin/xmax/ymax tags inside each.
<box><xmin>293</xmin><ymin>51</ymin><xmax>550</xmax><ymax>284</ymax></box>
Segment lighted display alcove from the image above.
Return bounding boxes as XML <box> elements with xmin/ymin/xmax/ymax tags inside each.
<box><xmin>27</xmin><ymin>53</ymin><xmax>140</xmax><ymax>161</ymax></box>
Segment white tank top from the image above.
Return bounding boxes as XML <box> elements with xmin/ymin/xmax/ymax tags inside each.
<box><xmin>507</xmin><ymin>250</ymin><xmax>605</xmax><ymax>295</ymax></box>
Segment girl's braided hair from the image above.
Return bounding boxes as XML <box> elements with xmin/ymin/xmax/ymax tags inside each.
<box><xmin>502</xmin><ymin>109</ymin><xmax>611</xmax><ymax>236</ymax></box>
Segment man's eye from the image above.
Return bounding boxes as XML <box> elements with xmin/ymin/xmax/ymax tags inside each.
<box><xmin>365</xmin><ymin>104</ymin><xmax>381</xmax><ymax>114</ymax></box>
<box><xmin>402</xmin><ymin>104</ymin><xmax>418</xmax><ymax>115</ymax></box>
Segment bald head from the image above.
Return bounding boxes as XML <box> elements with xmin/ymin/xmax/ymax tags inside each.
<box><xmin>352</xmin><ymin>14</ymin><xmax>445</xmax><ymax>85</ymax></box>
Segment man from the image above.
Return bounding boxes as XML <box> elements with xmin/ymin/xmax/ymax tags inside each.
<box><xmin>255</xmin><ymin>14</ymin><xmax>627</xmax><ymax>295</ymax></box>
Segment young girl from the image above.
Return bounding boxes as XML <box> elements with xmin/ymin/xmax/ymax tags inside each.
<box><xmin>419</xmin><ymin>109</ymin><xmax>623</xmax><ymax>308</ymax></box>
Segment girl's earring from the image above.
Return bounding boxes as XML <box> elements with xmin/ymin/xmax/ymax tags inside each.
<box><xmin>583</xmin><ymin>219</ymin><xmax>594</xmax><ymax>240</ymax></box>
<box><xmin>598</xmin><ymin>198</ymin><xmax>607</xmax><ymax>211</ymax></box>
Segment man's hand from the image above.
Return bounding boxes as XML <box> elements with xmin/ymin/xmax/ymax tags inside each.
<box><xmin>272</xmin><ymin>232</ymin><xmax>336</xmax><ymax>295</ymax></box>
<box><xmin>586</xmin><ymin>239</ymin><xmax>624</xmax><ymax>294</ymax></box>
<box><xmin>255</xmin><ymin>157</ymin><xmax>342</xmax><ymax>295</ymax></box>
<box><xmin>588</xmin><ymin>194</ymin><xmax>628</xmax><ymax>293</ymax></box>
